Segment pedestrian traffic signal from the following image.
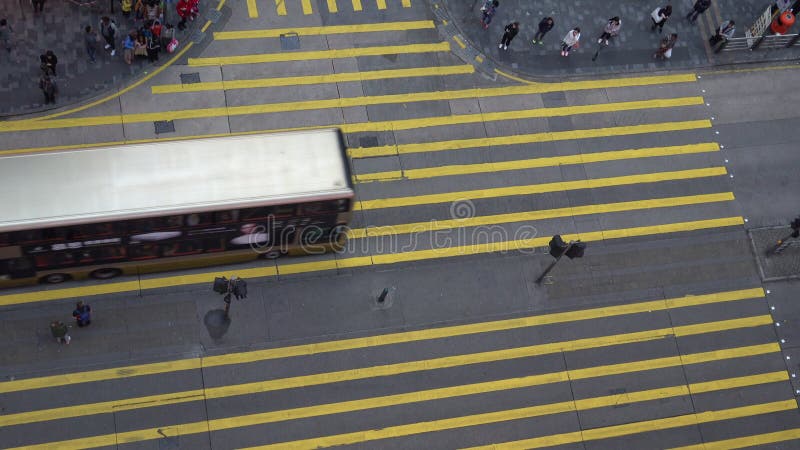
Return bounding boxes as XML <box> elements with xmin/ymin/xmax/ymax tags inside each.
<box><xmin>213</xmin><ymin>276</ymin><xmax>228</xmax><ymax>294</ymax></box>
<box><xmin>548</xmin><ymin>235</ymin><xmax>568</xmax><ymax>258</ymax></box>
<box><xmin>564</xmin><ymin>241</ymin><xmax>586</xmax><ymax>259</ymax></box>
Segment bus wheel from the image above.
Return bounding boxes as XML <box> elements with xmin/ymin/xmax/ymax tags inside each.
<box><xmin>90</xmin><ymin>268</ymin><xmax>122</xmax><ymax>280</ymax></box>
<box><xmin>41</xmin><ymin>273</ymin><xmax>71</xmax><ymax>284</ymax></box>
<box><xmin>262</xmin><ymin>250</ymin><xmax>282</xmax><ymax>259</ymax></box>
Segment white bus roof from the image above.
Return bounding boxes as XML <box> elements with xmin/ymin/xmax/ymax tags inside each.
<box><xmin>0</xmin><ymin>129</ymin><xmax>353</xmax><ymax>232</ymax></box>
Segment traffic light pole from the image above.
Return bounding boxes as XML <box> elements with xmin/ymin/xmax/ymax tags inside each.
<box><xmin>536</xmin><ymin>241</ymin><xmax>573</xmax><ymax>285</ymax></box>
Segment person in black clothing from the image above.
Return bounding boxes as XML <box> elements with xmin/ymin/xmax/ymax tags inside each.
<box><xmin>40</xmin><ymin>50</ymin><xmax>57</xmax><ymax>76</ymax></box>
<box><xmin>499</xmin><ymin>22</ymin><xmax>519</xmax><ymax>50</ymax></box>
<box><xmin>686</xmin><ymin>0</ymin><xmax>711</xmax><ymax>23</ymax></box>
<box><xmin>531</xmin><ymin>16</ymin><xmax>554</xmax><ymax>44</ymax></box>
<box><xmin>39</xmin><ymin>73</ymin><xmax>56</xmax><ymax>104</ymax></box>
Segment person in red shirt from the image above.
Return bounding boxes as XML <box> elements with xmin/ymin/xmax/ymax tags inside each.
<box><xmin>176</xmin><ymin>0</ymin><xmax>198</xmax><ymax>30</ymax></box>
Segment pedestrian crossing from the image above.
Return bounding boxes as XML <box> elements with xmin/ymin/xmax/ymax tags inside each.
<box><xmin>1</xmin><ymin>288</ymin><xmax>798</xmax><ymax>448</ymax></box>
<box><xmin>0</xmin><ymin>8</ymin><xmax>798</xmax><ymax>448</ymax></box>
<box><xmin>246</xmin><ymin>0</ymin><xmax>413</xmax><ymax>18</ymax></box>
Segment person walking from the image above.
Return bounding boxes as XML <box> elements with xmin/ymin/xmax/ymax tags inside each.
<box><xmin>561</xmin><ymin>27</ymin><xmax>581</xmax><ymax>56</ymax></box>
<box><xmin>499</xmin><ymin>22</ymin><xmax>519</xmax><ymax>50</ymax></box>
<box><xmin>40</xmin><ymin>50</ymin><xmax>57</xmax><ymax>76</ymax></box>
<box><xmin>709</xmin><ymin>20</ymin><xmax>735</xmax><ymax>46</ymax></box>
<box><xmin>84</xmin><ymin>26</ymin><xmax>97</xmax><ymax>63</ymax></box>
<box><xmin>100</xmin><ymin>17</ymin><xmax>117</xmax><ymax>56</ymax></box>
<box><xmin>32</xmin><ymin>0</ymin><xmax>45</xmax><ymax>13</ymax></box>
<box><xmin>123</xmin><ymin>31</ymin><xmax>136</xmax><ymax>65</ymax></box>
<box><xmin>72</xmin><ymin>301</ymin><xmax>92</xmax><ymax>327</ymax></box>
<box><xmin>480</xmin><ymin>0</ymin><xmax>498</xmax><ymax>29</ymax></box>
<box><xmin>531</xmin><ymin>16</ymin><xmax>554</xmax><ymax>45</ymax></box>
<box><xmin>686</xmin><ymin>0</ymin><xmax>711</xmax><ymax>24</ymax></box>
<box><xmin>146</xmin><ymin>28</ymin><xmax>160</xmax><ymax>61</ymax></box>
<box><xmin>651</xmin><ymin>4</ymin><xmax>672</xmax><ymax>33</ymax></box>
<box><xmin>50</xmin><ymin>320</ymin><xmax>71</xmax><ymax>344</ymax></box>
<box><xmin>598</xmin><ymin>16</ymin><xmax>621</xmax><ymax>45</ymax></box>
<box><xmin>654</xmin><ymin>33</ymin><xmax>678</xmax><ymax>59</ymax></box>
<box><xmin>0</xmin><ymin>19</ymin><xmax>13</xmax><ymax>54</ymax></box>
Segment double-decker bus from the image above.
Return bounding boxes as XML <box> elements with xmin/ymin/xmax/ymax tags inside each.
<box><xmin>0</xmin><ymin>129</ymin><xmax>353</xmax><ymax>287</ymax></box>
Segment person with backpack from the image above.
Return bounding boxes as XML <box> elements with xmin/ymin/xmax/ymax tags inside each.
<box><xmin>650</xmin><ymin>4</ymin><xmax>672</xmax><ymax>33</ymax></box>
<box><xmin>499</xmin><ymin>22</ymin><xmax>519</xmax><ymax>50</ymax></box>
<box><xmin>531</xmin><ymin>16</ymin><xmax>554</xmax><ymax>45</ymax></box>
<box><xmin>72</xmin><ymin>301</ymin><xmax>92</xmax><ymax>327</ymax></box>
<box><xmin>100</xmin><ymin>16</ymin><xmax>117</xmax><ymax>56</ymax></box>
<box><xmin>40</xmin><ymin>50</ymin><xmax>58</xmax><ymax>76</ymax></box>
<box><xmin>50</xmin><ymin>321</ymin><xmax>71</xmax><ymax>344</ymax></box>
<box><xmin>686</xmin><ymin>0</ymin><xmax>711</xmax><ymax>24</ymax></box>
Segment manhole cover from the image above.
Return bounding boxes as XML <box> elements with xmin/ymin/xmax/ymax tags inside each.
<box><xmin>180</xmin><ymin>72</ymin><xmax>201</xmax><ymax>84</ymax></box>
<box><xmin>359</xmin><ymin>136</ymin><xmax>379</xmax><ymax>147</ymax></box>
<box><xmin>154</xmin><ymin>120</ymin><xmax>175</xmax><ymax>134</ymax></box>
<box><xmin>280</xmin><ymin>33</ymin><xmax>301</xmax><ymax>50</ymax></box>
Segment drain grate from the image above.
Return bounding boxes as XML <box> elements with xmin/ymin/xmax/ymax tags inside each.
<box><xmin>154</xmin><ymin>120</ymin><xmax>175</xmax><ymax>134</ymax></box>
<box><xmin>280</xmin><ymin>32</ymin><xmax>301</xmax><ymax>50</ymax></box>
<box><xmin>180</xmin><ymin>72</ymin><xmax>201</xmax><ymax>84</ymax></box>
<box><xmin>359</xmin><ymin>136</ymin><xmax>379</xmax><ymax>147</ymax></box>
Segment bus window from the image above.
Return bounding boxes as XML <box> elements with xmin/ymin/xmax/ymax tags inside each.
<box><xmin>97</xmin><ymin>246</ymin><xmax>126</xmax><ymax>261</ymax></box>
<box><xmin>162</xmin><ymin>240</ymin><xmax>203</xmax><ymax>257</ymax></box>
<box><xmin>128</xmin><ymin>243</ymin><xmax>160</xmax><ymax>260</ymax></box>
<box><xmin>214</xmin><ymin>210</ymin><xmax>240</xmax><ymax>224</ymax></box>
<box><xmin>240</xmin><ymin>207</ymin><xmax>267</xmax><ymax>221</ymax></box>
<box><xmin>268</xmin><ymin>205</ymin><xmax>295</xmax><ymax>217</ymax></box>
<box><xmin>185</xmin><ymin>213</ymin><xmax>212</xmax><ymax>227</ymax></box>
<box><xmin>13</xmin><ymin>230</ymin><xmax>43</xmax><ymax>244</ymax></box>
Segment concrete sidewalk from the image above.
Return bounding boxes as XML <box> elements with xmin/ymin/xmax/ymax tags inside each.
<box><xmin>0</xmin><ymin>0</ymin><xmax>207</xmax><ymax>117</ymax></box>
<box><xmin>439</xmin><ymin>0</ymin><xmax>800</xmax><ymax>79</ymax></box>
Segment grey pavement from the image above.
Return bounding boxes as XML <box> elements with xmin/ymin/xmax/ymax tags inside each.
<box><xmin>439</xmin><ymin>0</ymin><xmax>800</xmax><ymax>78</ymax></box>
<box><xmin>0</xmin><ymin>0</ymin><xmax>206</xmax><ymax>116</ymax></box>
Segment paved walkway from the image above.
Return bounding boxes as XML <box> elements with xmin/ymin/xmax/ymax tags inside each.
<box><xmin>440</xmin><ymin>0</ymin><xmax>800</xmax><ymax>79</ymax></box>
<box><xmin>0</xmin><ymin>0</ymin><xmax>200</xmax><ymax>117</ymax></box>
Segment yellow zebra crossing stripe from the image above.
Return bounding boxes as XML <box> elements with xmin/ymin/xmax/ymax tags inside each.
<box><xmin>301</xmin><ymin>0</ymin><xmax>312</xmax><ymax>13</ymax></box>
<box><xmin>213</xmin><ymin>20</ymin><xmax>434</xmax><ymax>39</ymax></box>
<box><xmin>357</xmin><ymin>167</ymin><xmax>727</xmax><ymax>210</ymax></box>
<box><xmin>352</xmin><ymin>0</ymin><xmax>362</xmax><ymax>11</ymax></box>
<box><xmin>349</xmin><ymin>193</ymin><xmax>735</xmax><ymax>239</ymax></box>
<box><xmin>0</xmin><ymin>74</ymin><xmax>697</xmax><ymax>133</ymax></box>
<box><xmin>6</xmin><ymin>351</ymin><xmax>783</xmax><ymax>449</ymax></box>
<box><xmin>275</xmin><ymin>0</ymin><xmax>287</xmax><ymax>15</ymax></box>
<box><xmin>152</xmin><ymin>65</ymin><xmax>474</xmax><ymax>94</ymax></box>
<box><xmin>349</xmin><ymin>120</ymin><xmax>712</xmax><ymax>158</ymax></box>
<box><xmin>460</xmin><ymin>400</ymin><xmax>798</xmax><ymax>450</ymax></box>
<box><xmin>247</xmin><ymin>0</ymin><xmax>258</xmax><ymax>17</ymax></box>
<box><xmin>238</xmin><ymin>399</ymin><xmax>795</xmax><ymax>449</ymax></box>
<box><xmin>0</xmin><ymin>216</ymin><xmax>746</xmax><ymax>306</ymax></box>
<box><xmin>669</xmin><ymin>428</ymin><xmax>800</xmax><ymax>450</ymax></box>
<box><xmin>327</xmin><ymin>0</ymin><xmax>338</xmax><ymax>12</ymax></box>
<box><xmin>0</xmin><ymin>287</ymin><xmax>762</xmax><ymax>393</ymax></box>
<box><xmin>188</xmin><ymin>42</ymin><xmax>450</xmax><ymax>66</ymax></box>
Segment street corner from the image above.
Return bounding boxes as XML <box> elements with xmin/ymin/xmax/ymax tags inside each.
<box><xmin>430</xmin><ymin>1</ymin><xmax>501</xmax><ymax>81</ymax></box>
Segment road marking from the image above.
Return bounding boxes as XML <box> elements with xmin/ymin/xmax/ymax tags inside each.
<box><xmin>453</xmin><ymin>35</ymin><xmax>467</xmax><ymax>49</ymax></box>
<box><xmin>0</xmin><ymin>318</ymin><xmax>776</xmax><ymax>432</ymax></box>
<box><xmin>349</xmin><ymin>193</ymin><xmax>736</xmax><ymax>239</ymax></box>
<box><xmin>352</xmin><ymin>0</ymin><xmax>362</xmax><ymax>11</ymax></box>
<box><xmin>669</xmin><ymin>428</ymin><xmax>800</xmax><ymax>449</ymax></box>
<box><xmin>213</xmin><ymin>20</ymin><xmax>434</xmax><ymax>40</ymax></box>
<box><xmin>0</xmin><ymin>76</ymin><xmax>698</xmax><ymax>134</ymax></box>
<box><xmin>7</xmin><ymin>358</ymin><xmax>784</xmax><ymax>448</ymax></box>
<box><xmin>0</xmin><ymin>287</ymin><xmax>762</xmax><ymax>393</ymax></box>
<box><xmin>188</xmin><ymin>42</ymin><xmax>450</xmax><ymax>66</ymax></box>
<box><xmin>275</xmin><ymin>0</ymin><xmax>287</xmax><ymax>15</ymax></box>
<box><xmin>356</xmin><ymin>142</ymin><xmax>719</xmax><ymax>182</ymax></box>
<box><xmin>460</xmin><ymin>400</ymin><xmax>798</xmax><ymax>450</ymax></box>
<box><xmin>349</xmin><ymin>120</ymin><xmax>712</xmax><ymax>158</ymax></box>
<box><xmin>152</xmin><ymin>65</ymin><xmax>473</xmax><ymax>94</ymax></box>
<box><xmin>402</xmin><ymin>0</ymin><xmax>410</xmax><ymax>6</ymax></box>
<box><xmin>246</xmin><ymin>0</ymin><xmax>258</xmax><ymax>17</ymax></box>
<box><xmin>357</xmin><ymin>167</ymin><xmax>727</xmax><ymax>210</ymax></box>
<box><xmin>0</xmin><ymin>217</ymin><xmax>745</xmax><ymax>308</ymax></box>
<box><xmin>301</xmin><ymin>0</ymin><xmax>312</xmax><ymax>13</ymax></box>
<box><xmin>327</xmin><ymin>0</ymin><xmax>337</xmax><ymax>12</ymax></box>
<box><xmin>376</xmin><ymin>0</ymin><xmax>386</xmax><ymax>8</ymax></box>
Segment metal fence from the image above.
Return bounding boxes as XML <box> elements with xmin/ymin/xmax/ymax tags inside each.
<box><xmin>715</xmin><ymin>33</ymin><xmax>800</xmax><ymax>52</ymax></box>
